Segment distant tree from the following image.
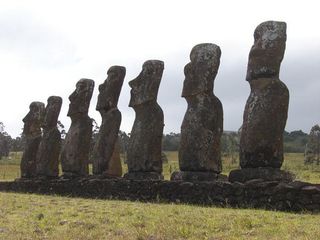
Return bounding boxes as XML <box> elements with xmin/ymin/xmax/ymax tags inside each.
<box><xmin>88</xmin><ymin>119</ymin><xmax>100</xmax><ymax>163</ymax></box>
<box><xmin>118</xmin><ymin>130</ymin><xmax>130</xmax><ymax>164</ymax></box>
<box><xmin>119</xmin><ymin>130</ymin><xmax>130</xmax><ymax>154</ymax></box>
<box><xmin>57</xmin><ymin>120</ymin><xmax>66</xmax><ymax>139</ymax></box>
<box><xmin>221</xmin><ymin>131</ymin><xmax>239</xmax><ymax>163</ymax></box>
<box><xmin>0</xmin><ymin>122</ymin><xmax>11</xmax><ymax>159</ymax></box>
<box><xmin>0</xmin><ymin>122</ymin><xmax>4</xmax><ymax>133</ymax></box>
<box><xmin>10</xmin><ymin>135</ymin><xmax>25</xmax><ymax>152</ymax></box>
<box><xmin>283</xmin><ymin>130</ymin><xmax>309</xmax><ymax>153</ymax></box>
<box><xmin>304</xmin><ymin>124</ymin><xmax>320</xmax><ymax>165</ymax></box>
<box><xmin>162</xmin><ymin>132</ymin><xmax>180</xmax><ymax>151</ymax></box>
<box><xmin>92</xmin><ymin>119</ymin><xmax>100</xmax><ymax>135</ymax></box>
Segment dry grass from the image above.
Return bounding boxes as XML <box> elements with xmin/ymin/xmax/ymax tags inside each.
<box><xmin>0</xmin><ymin>192</ymin><xmax>319</xmax><ymax>240</ymax></box>
<box><xmin>1</xmin><ymin>152</ymin><xmax>320</xmax><ymax>183</ymax></box>
<box><xmin>0</xmin><ymin>152</ymin><xmax>319</xmax><ymax>239</ymax></box>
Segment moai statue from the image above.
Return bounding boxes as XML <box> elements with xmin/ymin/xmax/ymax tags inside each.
<box><xmin>92</xmin><ymin>66</ymin><xmax>125</xmax><ymax>176</ymax></box>
<box><xmin>20</xmin><ymin>102</ymin><xmax>45</xmax><ymax>178</ymax></box>
<box><xmin>36</xmin><ymin>96</ymin><xmax>62</xmax><ymax>178</ymax></box>
<box><xmin>171</xmin><ymin>43</ymin><xmax>224</xmax><ymax>181</ymax></box>
<box><xmin>61</xmin><ymin>79</ymin><xmax>94</xmax><ymax>178</ymax></box>
<box><xmin>106</xmin><ymin>139</ymin><xmax>123</xmax><ymax>177</ymax></box>
<box><xmin>124</xmin><ymin>60</ymin><xmax>164</xmax><ymax>180</ymax></box>
<box><xmin>229</xmin><ymin>21</ymin><xmax>294</xmax><ymax>182</ymax></box>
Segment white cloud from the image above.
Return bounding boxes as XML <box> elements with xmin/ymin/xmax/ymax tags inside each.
<box><xmin>0</xmin><ymin>0</ymin><xmax>319</xmax><ymax>137</ymax></box>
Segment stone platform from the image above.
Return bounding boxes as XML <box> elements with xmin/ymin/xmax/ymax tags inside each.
<box><xmin>171</xmin><ymin>171</ymin><xmax>227</xmax><ymax>181</ymax></box>
<box><xmin>229</xmin><ymin>168</ymin><xmax>295</xmax><ymax>183</ymax></box>
<box><xmin>0</xmin><ymin>178</ymin><xmax>319</xmax><ymax>213</ymax></box>
<box><xmin>124</xmin><ymin>172</ymin><xmax>164</xmax><ymax>180</ymax></box>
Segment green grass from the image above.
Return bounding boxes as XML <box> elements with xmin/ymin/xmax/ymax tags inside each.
<box><xmin>0</xmin><ymin>152</ymin><xmax>22</xmax><ymax>180</ymax></box>
<box><xmin>162</xmin><ymin>152</ymin><xmax>320</xmax><ymax>183</ymax></box>
<box><xmin>0</xmin><ymin>192</ymin><xmax>319</xmax><ymax>240</ymax></box>
<box><xmin>282</xmin><ymin>153</ymin><xmax>320</xmax><ymax>183</ymax></box>
<box><xmin>0</xmin><ymin>152</ymin><xmax>320</xmax><ymax>239</ymax></box>
<box><xmin>1</xmin><ymin>152</ymin><xmax>320</xmax><ymax>183</ymax></box>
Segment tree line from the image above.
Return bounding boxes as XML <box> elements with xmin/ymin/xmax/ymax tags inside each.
<box><xmin>1</xmin><ymin>121</ymin><xmax>319</xmax><ymax>163</ymax></box>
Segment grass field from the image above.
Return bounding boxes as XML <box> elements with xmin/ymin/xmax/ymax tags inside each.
<box><xmin>1</xmin><ymin>151</ymin><xmax>320</xmax><ymax>183</ymax></box>
<box><xmin>0</xmin><ymin>192</ymin><xmax>319</xmax><ymax>240</ymax></box>
<box><xmin>0</xmin><ymin>152</ymin><xmax>319</xmax><ymax>239</ymax></box>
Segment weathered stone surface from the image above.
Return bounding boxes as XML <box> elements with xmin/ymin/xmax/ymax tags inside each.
<box><xmin>61</xmin><ymin>79</ymin><xmax>94</xmax><ymax>178</ymax></box>
<box><xmin>125</xmin><ymin>60</ymin><xmax>164</xmax><ymax>180</ymax></box>
<box><xmin>173</xmin><ymin>43</ymin><xmax>223</xmax><ymax>181</ymax></box>
<box><xmin>36</xmin><ymin>96</ymin><xmax>62</xmax><ymax>178</ymax></box>
<box><xmin>20</xmin><ymin>102</ymin><xmax>45</xmax><ymax>178</ymax></box>
<box><xmin>124</xmin><ymin>172</ymin><xmax>164</xmax><ymax>180</ymax></box>
<box><xmin>92</xmin><ymin>66</ymin><xmax>125</xmax><ymax>175</ymax></box>
<box><xmin>2</xmin><ymin>178</ymin><xmax>320</xmax><ymax>212</ymax></box>
<box><xmin>239</xmin><ymin>21</ymin><xmax>289</xmax><ymax>169</ymax></box>
<box><xmin>105</xmin><ymin>139</ymin><xmax>122</xmax><ymax>177</ymax></box>
<box><xmin>229</xmin><ymin>168</ymin><xmax>294</xmax><ymax>183</ymax></box>
<box><xmin>246</xmin><ymin>21</ymin><xmax>287</xmax><ymax>81</ymax></box>
<box><xmin>171</xmin><ymin>171</ymin><xmax>227</xmax><ymax>182</ymax></box>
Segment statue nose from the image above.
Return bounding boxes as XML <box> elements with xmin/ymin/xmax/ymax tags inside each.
<box><xmin>69</xmin><ymin>91</ymin><xmax>76</xmax><ymax>101</ymax></box>
<box><xmin>22</xmin><ymin>112</ymin><xmax>31</xmax><ymax>123</ymax></box>
<box><xmin>128</xmin><ymin>80</ymin><xmax>134</xmax><ymax>88</ymax></box>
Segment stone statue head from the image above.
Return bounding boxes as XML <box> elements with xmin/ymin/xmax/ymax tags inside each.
<box><xmin>129</xmin><ymin>60</ymin><xmax>164</xmax><ymax>107</ymax></box>
<box><xmin>43</xmin><ymin>96</ymin><xmax>62</xmax><ymax>129</ymax></box>
<box><xmin>182</xmin><ymin>43</ymin><xmax>221</xmax><ymax>97</ymax></box>
<box><xmin>246</xmin><ymin>21</ymin><xmax>287</xmax><ymax>81</ymax></box>
<box><xmin>96</xmin><ymin>66</ymin><xmax>126</xmax><ymax>112</ymax></box>
<box><xmin>22</xmin><ymin>101</ymin><xmax>45</xmax><ymax>136</ymax></box>
<box><xmin>67</xmin><ymin>78</ymin><xmax>95</xmax><ymax>116</ymax></box>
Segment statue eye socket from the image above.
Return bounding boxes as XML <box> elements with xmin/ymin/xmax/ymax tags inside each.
<box><xmin>109</xmin><ymin>72</ymin><xmax>117</xmax><ymax>78</ymax></box>
<box><xmin>142</xmin><ymin>66</ymin><xmax>151</xmax><ymax>76</ymax></box>
<box><xmin>76</xmin><ymin>82</ymin><xmax>87</xmax><ymax>90</ymax></box>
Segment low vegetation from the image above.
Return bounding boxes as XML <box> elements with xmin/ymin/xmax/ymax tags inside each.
<box><xmin>0</xmin><ymin>192</ymin><xmax>320</xmax><ymax>240</ymax></box>
<box><xmin>2</xmin><ymin>152</ymin><xmax>320</xmax><ymax>183</ymax></box>
<box><xmin>0</xmin><ymin>152</ymin><xmax>319</xmax><ymax>239</ymax></box>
